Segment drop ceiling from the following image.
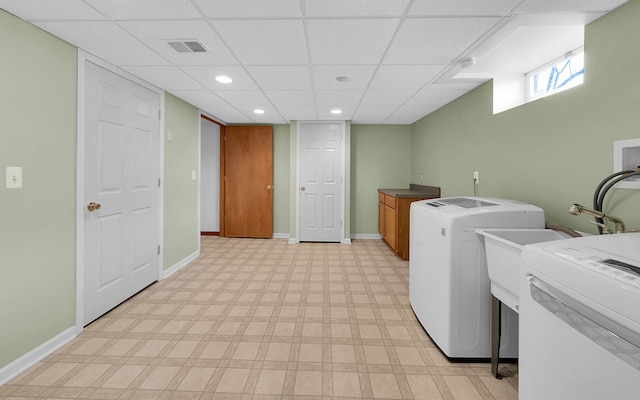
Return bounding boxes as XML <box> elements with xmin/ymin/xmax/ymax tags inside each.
<box><xmin>0</xmin><ymin>0</ymin><xmax>628</xmax><ymax>125</ymax></box>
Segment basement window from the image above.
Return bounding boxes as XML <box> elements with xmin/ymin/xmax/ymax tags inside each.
<box><xmin>526</xmin><ymin>47</ymin><xmax>584</xmax><ymax>101</ymax></box>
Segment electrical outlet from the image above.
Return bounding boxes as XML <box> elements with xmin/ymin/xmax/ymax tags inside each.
<box><xmin>473</xmin><ymin>171</ymin><xmax>479</xmax><ymax>184</ymax></box>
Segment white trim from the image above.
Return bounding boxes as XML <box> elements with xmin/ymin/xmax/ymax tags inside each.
<box><xmin>351</xmin><ymin>233</ymin><xmax>383</xmax><ymax>240</ymax></box>
<box><xmin>272</xmin><ymin>233</ymin><xmax>290</xmax><ymax>239</ymax></box>
<box><xmin>75</xmin><ymin>50</ymin><xmax>165</xmax><ymax>331</ymax></box>
<box><xmin>296</xmin><ymin>121</ymin><xmax>347</xmax><ymax>243</ymax></box>
<box><xmin>288</xmin><ymin>238</ymin><xmax>299</xmax><ymax>244</ymax></box>
<box><xmin>161</xmin><ymin>250</ymin><xmax>200</xmax><ymax>280</ymax></box>
<box><xmin>0</xmin><ymin>327</ymin><xmax>76</xmax><ymax>386</ymax></box>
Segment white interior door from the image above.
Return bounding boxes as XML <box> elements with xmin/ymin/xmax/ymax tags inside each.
<box><xmin>298</xmin><ymin>122</ymin><xmax>343</xmax><ymax>242</ymax></box>
<box><xmin>83</xmin><ymin>62</ymin><xmax>160</xmax><ymax>325</ymax></box>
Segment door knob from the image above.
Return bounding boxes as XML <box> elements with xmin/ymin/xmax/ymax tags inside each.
<box><xmin>267</xmin><ymin>184</ymin><xmax>272</xmax><ymax>190</ymax></box>
<box><xmin>87</xmin><ymin>202</ymin><xmax>102</xmax><ymax>212</ymax></box>
<box><xmin>300</xmin><ymin>186</ymin><xmax>305</xmax><ymax>191</ymax></box>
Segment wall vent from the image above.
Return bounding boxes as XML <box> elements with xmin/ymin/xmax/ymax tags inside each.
<box><xmin>166</xmin><ymin>40</ymin><xmax>208</xmax><ymax>53</ymax></box>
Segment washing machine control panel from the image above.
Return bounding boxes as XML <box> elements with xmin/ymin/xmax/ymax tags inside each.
<box><xmin>551</xmin><ymin>245</ymin><xmax>640</xmax><ymax>287</ymax></box>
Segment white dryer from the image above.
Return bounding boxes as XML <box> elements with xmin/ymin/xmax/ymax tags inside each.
<box><xmin>409</xmin><ymin>197</ymin><xmax>544</xmax><ymax>359</ymax></box>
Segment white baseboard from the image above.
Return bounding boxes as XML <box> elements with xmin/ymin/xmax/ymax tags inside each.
<box><xmin>161</xmin><ymin>250</ymin><xmax>200</xmax><ymax>280</ymax></box>
<box><xmin>287</xmin><ymin>238</ymin><xmax>299</xmax><ymax>244</ymax></box>
<box><xmin>0</xmin><ymin>326</ymin><xmax>76</xmax><ymax>386</ymax></box>
<box><xmin>341</xmin><ymin>238</ymin><xmax>352</xmax><ymax>244</ymax></box>
<box><xmin>351</xmin><ymin>233</ymin><xmax>383</xmax><ymax>240</ymax></box>
<box><xmin>272</xmin><ymin>233</ymin><xmax>289</xmax><ymax>239</ymax></box>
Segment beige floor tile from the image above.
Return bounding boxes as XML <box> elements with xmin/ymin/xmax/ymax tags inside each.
<box><xmin>369</xmin><ymin>373</ymin><xmax>402</xmax><ymax>399</ymax></box>
<box><xmin>101</xmin><ymin>364</ymin><xmax>146</xmax><ymax>389</ymax></box>
<box><xmin>294</xmin><ymin>370</ymin><xmax>323</xmax><ymax>396</ymax></box>
<box><xmin>215</xmin><ymin>368</ymin><xmax>250</xmax><ymax>393</ymax></box>
<box><xmin>332</xmin><ymin>344</ymin><xmax>357</xmax><ymax>364</ymax></box>
<box><xmin>364</xmin><ymin>345</ymin><xmax>391</xmax><ymax>365</ymax></box>
<box><xmin>63</xmin><ymin>364</ymin><xmax>111</xmax><ymax>387</ymax></box>
<box><xmin>443</xmin><ymin>376</ymin><xmax>484</xmax><ymax>400</ymax></box>
<box><xmin>406</xmin><ymin>375</ymin><xmax>444</xmax><ymax>399</ymax></box>
<box><xmin>298</xmin><ymin>343</ymin><xmax>323</xmax><ymax>362</ymax></box>
<box><xmin>199</xmin><ymin>341</ymin><xmax>231</xmax><ymax>359</ymax></box>
<box><xmin>139</xmin><ymin>366</ymin><xmax>180</xmax><ymax>390</ymax></box>
<box><xmin>231</xmin><ymin>342</ymin><xmax>261</xmax><ymax>360</ymax></box>
<box><xmin>333</xmin><ymin>371</ymin><xmax>362</xmax><ymax>397</ymax></box>
<box><xmin>177</xmin><ymin>366</ymin><xmax>216</xmax><ymax>391</ymax></box>
<box><xmin>254</xmin><ymin>369</ymin><xmax>286</xmax><ymax>395</ymax></box>
<box><xmin>4</xmin><ymin>238</ymin><xmax>518</xmax><ymax>400</ymax></box>
<box><xmin>265</xmin><ymin>343</ymin><xmax>291</xmax><ymax>362</ymax></box>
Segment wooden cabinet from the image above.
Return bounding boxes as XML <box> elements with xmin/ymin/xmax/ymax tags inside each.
<box><xmin>378</xmin><ymin>186</ymin><xmax>440</xmax><ymax>260</ymax></box>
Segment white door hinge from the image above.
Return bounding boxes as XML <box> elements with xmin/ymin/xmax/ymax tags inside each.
<box><xmin>158</xmin><ymin>110</ymin><xmax>161</xmax><ymax>120</ymax></box>
<box><xmin>157</xmin><ymin>245</ymin><xmax>161</xmax><ymax>255</ymax></box>
<box><xmin>158</xmin><ymin>177</ymin><xmax>161</xmax><ymax>187</ymax></box>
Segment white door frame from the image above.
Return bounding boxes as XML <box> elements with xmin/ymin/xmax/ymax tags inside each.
<box><xmin>75</xmin><ymin>50</ymin><xmax>165</xmax><ymax>333</ymax></box>
<box><xmin>295</xmin><ymin>121</ymin><xmax>348</xmax><ymax>244</ymax></box>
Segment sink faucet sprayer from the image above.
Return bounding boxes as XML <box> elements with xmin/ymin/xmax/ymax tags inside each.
<box><xmin>569</xmin><ymin>167</ymin><xmax>639</xmax><ymax>234</ymax></box>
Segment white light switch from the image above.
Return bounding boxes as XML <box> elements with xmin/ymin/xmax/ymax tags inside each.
<box><xmin>6</xmin><ymin>167</ymin><xmax>22</xmax><ymax>189</ymax></box>
<box><xmin>167</xmin><ymin>130</ymin><xmax>173</xmax><ymax>142</ymax></box>
<box><xmin>191</xmin><ymin>170</ymin><xmax>196</xmax><ymax>180</ymax></box>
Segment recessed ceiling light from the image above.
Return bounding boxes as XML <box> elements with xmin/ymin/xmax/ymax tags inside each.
<box><xmin>253</xmin><ymin>109</ymin><xmax>265</xmax><ymax>114</ymax></box>
<box><xmin>215</xmin><ymin>75</ymin><xmax>232</xmax><ymax>84</ymax></box>
<box><xmin>334</xmin><ymin>76</ymin><xmax>350</xmax><ymax>83</ymax></box>
<box><xmin>331</xmin><ymin>109</ymin><xmax>342</xmax><ymax>114</ymax></box>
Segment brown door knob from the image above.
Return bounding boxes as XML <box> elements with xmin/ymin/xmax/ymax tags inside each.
<box><xmin>87</xmin><ymin>202</ymin><xmax>102</xmax><ymax>212</ymax></box>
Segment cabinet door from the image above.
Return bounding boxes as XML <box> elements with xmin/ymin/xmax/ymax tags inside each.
<box><xmin>384</xmin><ymin>205</ymin><xmax>397</xmax><ymax>250</ymax></box>
<box><xmin>378</xmin><ymin>200</ymin><xmax>385</xmax><ymax>235</ymax></box>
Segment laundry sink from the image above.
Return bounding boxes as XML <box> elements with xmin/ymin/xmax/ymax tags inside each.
<box><xmin>477</xmin><ymin>229</ymin><xmax>574</xmax><ymax>312</ymax></box>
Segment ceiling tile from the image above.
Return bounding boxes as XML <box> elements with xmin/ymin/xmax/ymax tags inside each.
<box><xmin>514</xmin><ymin>0</ymin><xmax>628</xmax><ymax>13</ymax></box>
<box><xmin>213</xmin><ymin>20</ymin><xmax>308</xmax><ymax>65</ymax></box>
<box><xmin>181</xmin><ymin>66</ymin><xmax>258</xmax><ymax>90</ymax></box>
<box><xmin>123</xmin><ymin>66</ymin><xmax>204</xmax><ymax>90</ymax></box>
<box><xmin>237</xmin><ymin>106</ymin><xmax>287</xmax><ymax>124</ymax></box>
<box><xmin>405</xmin><ymin>89</ymin><xmax>468</xmax><ymax>106</ymax></box>
<box><xmin>245</xmin><ymin>66</ymin><xmax>312</xmax><ymax>90</ymax></box>
<box><xmin>265</xmin><ymin>90</ymin><xmax>315</xmax><ymax>106</ymax></box>
<box><xmin>277</xmin><ymin>106</ymin><xmax>318</xmax><ymax>121</ymax></box>
<box><xmin>303</xmin><ymin>0</ymin><xmax>410</xmax><ymax>17</ymax></box>
<box><xmin>316</xmin><ymin>106</ymin><xmax>355</xmax><ymax>120</ymax></box>
<box><xmin>388</xmin><ymin>105</ymin><xmax>440</xmax><ymax>123</ymax></box>
<box><xmin>409</xmin><ymin>0</ymin><xmax>518</xmax><ymax>16</ymax></box>
<box><xmin>368</xmin><ymin>65</ymin><xmax>446</xmax><ymax>90</ymax></box>
<box><xmin>118</xmin><ymin>20</ymin><xmax>238</xmax><ymax>66</ymax></box>
<box><xmin>194</xmin><ymin>0</ymin><xmax>302</xmax><ymax>18</ymax></box>
<box><xmin>315</xmin><ymin>90</ymin><xmax>365</xmax><ymax>106</ymax></box>
<box><xmin>200</xmin><ymin>105</ymin><xmax>254</xmax><ymax>123</ymax></box>
<box><xmin>359</xmin><ymin>90</ymin><xmax>416</xmax><ymax>106</ymax></box>
<box><xmin>383</xmin><ymin>17</ymin><xmax>501</xmax><ymax>64</ymax></box>
<box><xmin>33</xmin><ymin>21</ymin><xmax>169</xmax><ymax>66</ymax></box>
<box><xmin>306</xmin><ymin>19</ymin><xmax>400</xmax><ymax>64</ymax></box>
<box><xmin>168</xmin><ymin>90</ymin><xmax>228</xmax><ymax>107</ymax></box>
<box><xmin>85</xmin><ymin>0</ymin><xmax>202</xmax><ymax>19</ymax></box>
<box><xmin>213</xmin><ymin>90</ymin><xmax>270</xmax><ymax>105</ymax></box>
<box><xmin>0</xmin><ymin>0</ymin><xmax>106</xmax><ymax>20</ymax></box>
<box><xmin>351</xmin><ymin>106</ymin><xmax>395</xmax><ymax>124</ymax></box>
<box><xmin>311</xmin><ymin>66</ymin><xmax>377</xmax><ymax>90</ymax></box>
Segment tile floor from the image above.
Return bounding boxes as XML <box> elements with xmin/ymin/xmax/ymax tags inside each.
<box><xmin>1</xmin><ymin>237</ymin><xmax>518</xmax><ymax>399</ymax></box>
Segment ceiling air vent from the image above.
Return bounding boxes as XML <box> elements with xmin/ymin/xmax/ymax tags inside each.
<box><xmin>166</xmin><ymin>40</ymin><xmax>208</xmax><ymax>53</ymax></box>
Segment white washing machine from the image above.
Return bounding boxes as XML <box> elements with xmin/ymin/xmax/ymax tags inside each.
<box><xmin>520</xmin><ymin>233</ymin><xmax>640</xmax><ymax>400</ymax></box>
<box><xmin>409</xmin><ymin>197</ymin><xmax>544</xmax><ymax>359</ymax></box>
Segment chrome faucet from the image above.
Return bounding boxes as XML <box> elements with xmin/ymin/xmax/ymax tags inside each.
<box><xmin>569</xmin><ymin>203</ymin><xmax>625</xmax><ymax>234</ymax></box>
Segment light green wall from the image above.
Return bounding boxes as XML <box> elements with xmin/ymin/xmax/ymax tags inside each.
<box><xmin>0</xmin><ymin>10</ymin><xmax>77</xmax><ymax>368</ymax></box>
<box><xmin>163</xmin><ymin>94</ymin><xmax>200</xmax><ymax>268</ymax></box>
<box><xmin>350</xmin><ymin>124</ymin><xmax>413</xmax><ymax>234</ymax></box>
<box><xmin>411</xmin><ymin>0</ymin><xmax>640</xmax><ymax>234</ymax></box>
<box><xmin>273</xmin><ymin>124</ymin><xmax>290</xmax><ymax>234</ymax></box>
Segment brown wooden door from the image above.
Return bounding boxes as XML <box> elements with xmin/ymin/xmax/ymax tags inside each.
<box><xmin>222</xmin><ymin>126</ymin><xmax>273</xmax><ymax>238</ymax></box>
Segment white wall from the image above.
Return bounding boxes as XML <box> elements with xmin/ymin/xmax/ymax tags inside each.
<box><xmin>200</xmin><ymin>119</ymin><xmax>220</xmax><ymax>232</ymax></box>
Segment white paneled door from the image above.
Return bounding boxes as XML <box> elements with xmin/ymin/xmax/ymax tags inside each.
<box><xmin>83</xmin><ymin>62</ymin><xmax>160</xmax><ymax>325</ymax></box>
<box><xmin>299</xmin><ymin>122</ymin><xmax>343</xmax><ymax>242</ymax></box>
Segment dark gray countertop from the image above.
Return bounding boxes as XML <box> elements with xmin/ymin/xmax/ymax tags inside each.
<box><xmin>378</xmin><ymin>184</ymin><xmax>440</xmax><ymax>198</ymax></box>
